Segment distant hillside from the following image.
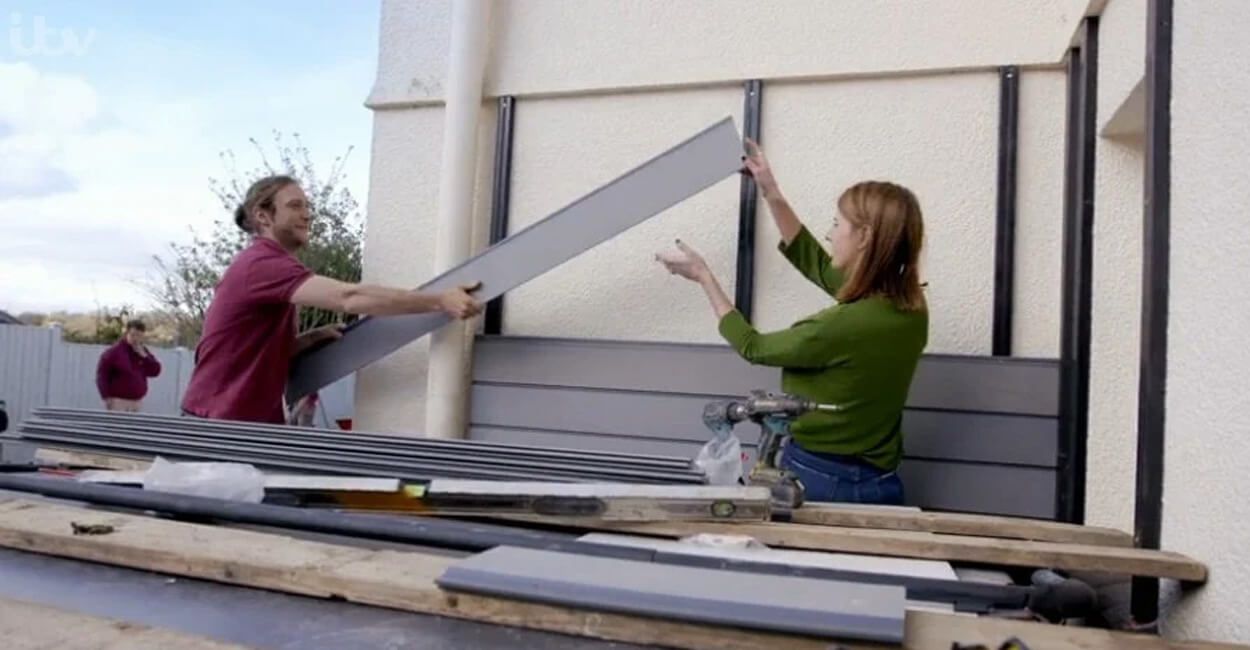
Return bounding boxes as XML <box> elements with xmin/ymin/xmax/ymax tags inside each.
<box><xmin>8</xmin><ymin>309</ymin><xmax>182</xmax><ymax>347</ymax></box>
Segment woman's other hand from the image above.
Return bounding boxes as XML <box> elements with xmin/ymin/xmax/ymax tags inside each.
<box><xmin>656</xmin><ymin>239</ymin><xmax>712</xmax><ymax>283</ymax></box>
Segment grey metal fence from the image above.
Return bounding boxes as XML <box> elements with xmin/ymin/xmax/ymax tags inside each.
<box><xmin>0</xmin><ymin>324</ymin><xmax>354</xmax><ymax>429</ymax></box>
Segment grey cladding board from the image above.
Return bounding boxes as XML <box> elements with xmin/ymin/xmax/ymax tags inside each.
<box><xmin>468</xmin><ymin>337</ymin><xmax>1063</xmax><ymax>517</ymax></box>
<box><xmin>286</xmin><ymin>118</ymin><xmax>745</xmax><ymax>401</ymax></box>
<box><xmin>473</xmin><ymin>335</ymin><xmax>779</xmax><ymax>397</ymax></box>
<box><xmin>470</xmin><ymin>384</ymin><xmax>1055</xmax><ymax>467</ymax></box>
<box><xmin>909</xmin><ymin>355</ymin><xmax>1060</xmax><ymax>417</ymax></box>
<box><xmin>0</xmin><ymin>441</ymin><xmax>34</xmax><ymax>464</ymax></box>
<box><xmin>473</xmin><ymin>336</ymin><xmax>1061</xmax><ymax>416</ymax></box>
<box><xmin>437</xmin><ymin>546</ymin><xmax>906</xmax><ymax>643</ymax></box>
<box><xmin>899</xmin><ymin>460</ymin><xmax>1056</xmax><ymax>519</ymax></box>
<box><xmin>471</xmin><ymin>384</ymin><xmax>715</xmax><ymax>442</ymax></box>
<box><xmin>33</xmin><ymin>408</ymin><xmax>694</xmax><ymax>468</ymax></box>
<box><xmin>902</xmin><ymin>410</ymin><xmax>1057</xmax><ymax>467</ymax></box>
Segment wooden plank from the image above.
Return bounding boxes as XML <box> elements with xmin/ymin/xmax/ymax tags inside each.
<box><xmin>35</xmin><ymin>447</ymin><xmax>152</xmax><ymax>470</ymax></box>
<box><xmin>0</xmin><ymin>595</ymin><xmax>252</xmax><ymax>649</ymax></box>
<box><xmin>579</xmin><ymin>532</ymin><xmax>960</xmax><ymax>581</ymax></box>
<box><xmin>791</xmin><ymin>504</ymin><xmax>1132</xmax><ymax>547</ymax></box>
<box><xmin>495</xmin><ymin>519</ymin><xmax>1206</xmax><ymax>581</ymax></box>
<box><xmin>0</xmin><ymin>498</ymin><xmax>881</xmax><ymax>650</ymax></box>
<box><xmin>905</xmin><ymin>610</ymin><xmax>1250</xmax><ymax>649</ymax></box>
<box><xmin>1</xmin><ymin>499</ymin><xmax>1225</xmax><ymax>650</ymax></box>
<box><xmin>472</xmin><ymin>336</ymin><xmax>1061</xmax><ymax>416</ymax></box>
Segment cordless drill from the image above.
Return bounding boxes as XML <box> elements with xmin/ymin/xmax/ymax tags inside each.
<box><xmin>701</xmin><ymin>390</ymin><xmax>840</xmax><ymax>511</ymax></box>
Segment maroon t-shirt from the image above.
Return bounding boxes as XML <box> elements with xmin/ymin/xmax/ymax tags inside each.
<box><xmin>181</xmin><ymin>237</ymin><xmax>313</xmax><ymax>423</ymax></box>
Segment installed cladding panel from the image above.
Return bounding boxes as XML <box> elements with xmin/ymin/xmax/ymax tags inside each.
<box><xmin>469</xmin><ymin>336</ymin><xmax>1062</xmax><ymax>519</ymax></box>
<box><xmin>437</xmin><ymin>546</ymin><xmax>906</xmax><ymax>643</ymax></box>
<box><xmin>287</xmin><ymin>117</ymin><xmax>745</xmax><ymax>402</ymax></box>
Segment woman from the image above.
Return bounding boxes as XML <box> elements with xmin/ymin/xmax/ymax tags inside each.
<box><xmin>656</xmin><ymin>141</ymin><xmax>928</xmax><ymax>505</ymax></box>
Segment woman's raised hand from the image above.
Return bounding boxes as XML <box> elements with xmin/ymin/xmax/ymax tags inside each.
<box><xmin>743</xmin><ymin>138</ymin><xmax>780</xmax><ymax>199</ymax></box>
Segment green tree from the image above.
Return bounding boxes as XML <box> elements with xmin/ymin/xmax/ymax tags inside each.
<box><xmin>61</xmin><ymin>305</ymin><xmax>132</xmax><ymax>345</ymax></box>
<box><xmin>149</xmin><ymin>132</ymin><xmax>363</xmax><ymax>347</ymax></box>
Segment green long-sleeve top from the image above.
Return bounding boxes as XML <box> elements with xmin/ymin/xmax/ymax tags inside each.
<box><xmin>718</xmin><ymin>226</ymin><xmax>928</xmax><ymax>470</ymax></box>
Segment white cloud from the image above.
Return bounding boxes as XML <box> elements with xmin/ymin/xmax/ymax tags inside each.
<box><xmin>0</xmin><ymin>61</ymin><xmax>96</xmax><ymax>199</ymax></box>
<box><xmin>0</xmin><ymin>61</ymin><xmax>99</xmax><ymax>133</ymax></box>
<box><xmin>0</xmin><ymin>61</ymin><xmax>223</xmax><ymax>312</ymax></box>
<box><xmin>0</xmin><ymin>50</ymin><xmax>375</xmax><ymax>314</ymax></box>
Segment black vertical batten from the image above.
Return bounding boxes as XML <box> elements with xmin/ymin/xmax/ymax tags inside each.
<box><xmin>1056</xmin><ymin>46</ymin><xmax>1082</xmax><ymax>522</ymax></box>
<box><xmin>1132</xmin><ymin>0</ymin><xmax>1172</xmax><ymax>627</ymax></box>
<box><xmin>1055</xmin><ymin>45</ymin><xmax>1085</xmax><ymax>522</ymax></box>
<box><xmin>734</xmin><ymin>80</ymin><xmax>764</xmax><ymax>319</ymax></box>
<box><xmin>483</xmin><ymin>96</ymin><xmax>516</xmax><ymax>336</ymax></box>
<box><xmin>1057</xmin><ymin>18</ymin><xmax>1098</xmax><ymax>524</ymax></box>
<box><xmin>993</xmin><ymin>66</ymin><xmax>1020</xmax><ymax>356</ymax></box>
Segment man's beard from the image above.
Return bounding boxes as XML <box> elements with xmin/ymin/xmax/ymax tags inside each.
<box><xmin>277</xmin><ymin>226</ymin><xmax>307</xmax><ymax>251</ymax></box>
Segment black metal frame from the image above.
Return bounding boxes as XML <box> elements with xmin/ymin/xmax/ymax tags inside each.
<box><xmin>483</xmin><ymin>96</ymin><xmax>516</xmax><ymax>336</ymax></box>
<box><xmin>1131</xmin><ymin>0</ymin><xmax>1172</xmax><ymax>626</ymax></box>
<box><xmin>734</xmin><ymin>80</ymin><xmax>764</xmax><ymax>319</ymax></box>
<box><xmin>993</xmin><ymin>66</ymin><xmax>1020</xmax><ymax>357</ymax></box>
<box><xmin>1056</xmin><ymin>18</ymin><xmax>1098</xmax><ymax>524</ymax></box>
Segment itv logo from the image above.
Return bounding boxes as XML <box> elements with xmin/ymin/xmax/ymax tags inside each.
<box><xmin>9</xmin><ymin>13</ymin><xmax>97</xmax><ymax>57</ymax></box>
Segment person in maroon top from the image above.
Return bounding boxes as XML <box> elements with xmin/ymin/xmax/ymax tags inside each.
<box><xmin>181</xmin><ymin>175</ymin><xmax>482</xmax><ymax>424</ymax></box>
<box><xmin>96</xmin><ymin>320</ymin><xmax>162</xmax><ymax>412</ymax></box>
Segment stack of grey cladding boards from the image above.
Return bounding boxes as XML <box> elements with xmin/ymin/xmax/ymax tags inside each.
<box><xmin>13</xmin><ymin>407</ymin><xmax>708</xmax><ymax>485</ymax></box>
<box><xmin>284</xmin><ymin>116</ymin><xmax>746</xmax><ymax>403</ymax></box>
<box><xmin>436</xmin><ymin>546</ymin><xmax>907</xmax><ymax>643</ymax></box>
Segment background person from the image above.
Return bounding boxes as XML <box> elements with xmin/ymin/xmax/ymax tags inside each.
<box><xmin>96</xmin><ymin>319</ymin><xmax>162</xmax><ymax>412</ymax></box>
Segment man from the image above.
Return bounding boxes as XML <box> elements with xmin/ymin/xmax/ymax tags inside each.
<box><xmin>181</xmin><ymin>175</ymin><xmax>483</xmax><ymax>424</ymax></box>
<box><xmin>96</xmin><ymin>320</ymin><xmax>162</xmax><ymax>412</ymax></box>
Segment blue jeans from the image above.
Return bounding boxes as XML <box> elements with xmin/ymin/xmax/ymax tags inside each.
<box><xmin>780</xmin><ymin>440</ymin><xmax>905</xmax><ymax>505</ymax></box>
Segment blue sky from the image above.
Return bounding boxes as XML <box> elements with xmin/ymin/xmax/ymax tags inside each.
<box><xmin>0</xmin><ymin>1</ymin><xmax>380</xmax><ymax>312</ymax></box>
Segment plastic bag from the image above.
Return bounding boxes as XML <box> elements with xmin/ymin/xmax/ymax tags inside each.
<box><xmin>142</xmin><ymin>456</ymin><xmax>266</xmax><ymax>503</ymax></box>
<box><xmin>693</xmin><ymin>432</ymin><xmax>743</xmax><ymax>485</ymax></box>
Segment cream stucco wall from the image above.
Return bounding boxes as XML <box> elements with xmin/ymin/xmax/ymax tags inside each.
<box><xmin>369</xmin><ymin>0</ymin><xmax>1092</xmax><ymax>107</ymax></box>
<box><xmin>1162</xmin><ymin>1</ymin><xmax>1250</xmax><ymax>642</ymax></box>
<box><xmin>751</xmin><ymin>72</ymin><xmax>999</xmax><ymax>354</ymax></box>
<box><xmin>1084</xmin><ymin>136</ymin><xmax>1142</xmax><ymax>534</ymax></box>
<box><xmin>1014</xmin><ymin>70</ymin><xmax>1069</xmax><ymax>358</ymax></box>
<box><xmin>500</xmin><ymin>87</ymin><xmax>743</xmax><ymax>342</ymax></box>
<box><xmin>1084</xmin><ymin>0</ymin><xmax>1146</xmax><ymax>533</ymax></box>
